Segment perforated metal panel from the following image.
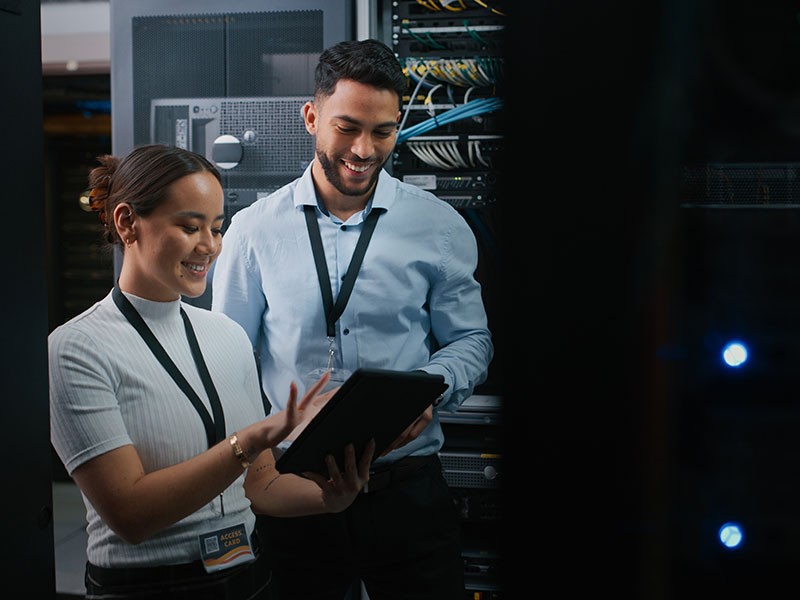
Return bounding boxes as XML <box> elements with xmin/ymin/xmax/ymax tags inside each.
<box><xmin>440</xmin><ymin>451</ymin><xmax>501</xmax><ymax>489</ymax></box>
<box><xmin>132</xmin><ymin>15</ymin><xmax>227</xmax><ymax>146</ymax></box>
<box><xmin>683</xmin><ymin>163</ymin><xmax>800</xmax><ymax>205</ymax></box>
<box><xmin>151</xmin><ymin>96</ymin><xmax>313</xmax><ymax>181</ymax></box>
<box><xmin>219</xmin><ymin>97</ymin><xmax>313</xmax><ymax>175</ymax></box>
<box><xmin>225</xmin><ymin>10</ymin><xmax>322</xmax><ymax>96</ymax></box>
<box><xmin>131</xmin><ymin>9</ymin><xmax>324</xmax><ymax>147</ymax></box>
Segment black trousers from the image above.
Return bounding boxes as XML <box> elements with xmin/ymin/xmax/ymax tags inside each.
<box><xmin>258</xmin><ymin>455</ymin><xmax>464</xmax><ymax>600</ymax></box>
<box><xmin>84</xmin><ymin>539</ymin><xmax>271</xmax><ymax>600</ymax></box>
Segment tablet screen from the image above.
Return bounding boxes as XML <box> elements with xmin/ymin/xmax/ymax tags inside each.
<box><xmin>275</xmin><ymin>368</ymin><xmax>447</xmax><ymax>476</ymax></box>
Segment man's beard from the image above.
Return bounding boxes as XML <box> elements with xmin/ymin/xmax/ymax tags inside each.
<box><xmin>316</xmin><ymin>149</ymin><xmax>382</xmax><ymax>197</ymax></box>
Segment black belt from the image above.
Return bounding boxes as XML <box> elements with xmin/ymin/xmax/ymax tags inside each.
<box><xmin>86</xmin><ymin>531</ymin><xmax>261</xmax><ymax>587</ymax></box>
<box><xmin>362</xmin><ymin>454</ymin><xmax>438</xmax><ymax>494</ymax></box>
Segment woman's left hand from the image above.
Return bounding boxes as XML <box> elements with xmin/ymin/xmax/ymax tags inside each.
<box><xmin>301</xmin><ymin>438</ymin><xmax>375</xmax><ymax>513</ymax></box>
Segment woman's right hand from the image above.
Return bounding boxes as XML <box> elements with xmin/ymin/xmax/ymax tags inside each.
<box><xmin>285</xmin><ymin>382</ymin><xmax>341</xmax><ymax>441</ymax></box>
<box><xmin>241</xmin><ymin>370</ymin><xmax>333</xmax><ymax>458</ymax></box>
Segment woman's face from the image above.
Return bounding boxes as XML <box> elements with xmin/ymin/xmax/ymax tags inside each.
<box><xmin>120</xmin><ymin>171</ymin><xmax>225</xmax><ymax>302</ymax></box>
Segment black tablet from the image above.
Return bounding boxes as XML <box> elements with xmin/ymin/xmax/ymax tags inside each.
<box><xmin>274</xmin><ymin>368</ymin><xmax>447</xmax><ymax>476</ymax></box>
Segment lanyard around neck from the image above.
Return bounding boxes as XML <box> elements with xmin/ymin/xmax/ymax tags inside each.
<box><xmin>112</xmin><ymin>286</ymin><xmax>226</xmax><ymax>449</ymax></box>
<box><xmin>303</xmin><ymin>204</ymin><xmax>382</xmax><ymax>338</ymax></box>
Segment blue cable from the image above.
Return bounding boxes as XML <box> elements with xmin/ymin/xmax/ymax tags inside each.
<box><xmin>396</xmin><ymin>97</ymin><xmax>503</xmax><ymax>144</ymax></box>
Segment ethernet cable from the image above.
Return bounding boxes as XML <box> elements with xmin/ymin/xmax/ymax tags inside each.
<box><xmin>397</xmin><ymin>96</ymin><xmax>502</xmax><ymax>144</ymax></box>
<box><xmin>406</xmin><ymin>57</ymin><xmax>500</xmax><ymax>88</ymax></box>
<box><xmin>409</xmin><ymin>137</ymin><xmax>493</xmax><ymax>170</ymax></box>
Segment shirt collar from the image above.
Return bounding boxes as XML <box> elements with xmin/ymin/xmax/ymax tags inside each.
<box><xmin>294</xmin><ymin>161</ymin><xmax>394</xmax><ymax>219</ymax></box>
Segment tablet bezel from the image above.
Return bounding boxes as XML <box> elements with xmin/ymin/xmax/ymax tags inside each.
<box><xmin>274</xmin><ymin>368</ymin><xmax>447</xmax><ymax>476</ymax></box>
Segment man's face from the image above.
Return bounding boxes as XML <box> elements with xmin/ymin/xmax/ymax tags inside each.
<box><xmin>304</xmin><ymin>79</ymin><xmax>400</xmax><ymax>201</ymax></box>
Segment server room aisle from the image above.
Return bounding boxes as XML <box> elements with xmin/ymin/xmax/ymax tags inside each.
<box><xmin>53</xmin><ymin>480</ymin><xmax>87</xmax><ymax>599</ymax></box>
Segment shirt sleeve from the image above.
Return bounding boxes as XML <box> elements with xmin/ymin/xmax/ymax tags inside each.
<box><xmin>424</xmin><ymin>216</ymin><xmax>494</xmax><ymax>412</ymax></box>
<box><xmin>49</xmin><ymin>326</ymin><xmax>132</xmax><ymax>475</ymax></box>
<box><xmin>211</xmin><ymin>219</ymin><xmax>267</xmax><ymax>349</ymax></box>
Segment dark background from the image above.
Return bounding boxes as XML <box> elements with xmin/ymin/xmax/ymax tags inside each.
<box><xmin>1</xmin><ymin>1</ymin><xmax>54</xmax><ymax>595</ymax></box>
<box><xmin>506</xmin><ymin>1</ymin><xmax>800</xmax><ymax>597</ymax></box>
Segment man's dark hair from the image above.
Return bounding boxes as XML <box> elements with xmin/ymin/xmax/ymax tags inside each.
<box><xmin>315</xmin><ymin>39</ymin><xmax>408</xmax><ymax>108</ymax></box>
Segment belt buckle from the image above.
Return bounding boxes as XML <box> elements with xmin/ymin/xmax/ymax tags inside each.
<box><xmin>362</xmin><ymin>468</ymin><xmax>390</xmax><ymax>494</ymax></box>
<box><xmin>362</xmin><ymin>470</ymin><xmax>373</xmax><ymax>494</ymax></box>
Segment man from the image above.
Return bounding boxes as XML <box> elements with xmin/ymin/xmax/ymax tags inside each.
<box><xmin>211</xmin><ymin>38</ymin><xmax>493</xmax><ymax>600</ymax></box>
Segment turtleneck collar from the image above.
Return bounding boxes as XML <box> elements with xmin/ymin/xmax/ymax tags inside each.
<box><xmin>118</xmin><ymin>290</ymin><xmax>183</xmax><ymax>322</ymax></box>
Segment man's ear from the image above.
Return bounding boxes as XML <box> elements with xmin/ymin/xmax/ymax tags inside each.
<box><xmin>302</xmin><ymin>100</ymin><xmax>317</xmax><ymax>135</ymax></box>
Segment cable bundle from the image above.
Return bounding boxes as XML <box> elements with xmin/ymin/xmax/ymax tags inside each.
<box><xmin>396</xmin><ymin>96</ymin><xmax>502</xmax><ymax>144</ymax></box>
<box><xmin>407</xmin><ymin>137</ymin><xmax>492</xmax><ymax>170</ymax></box>
<box><xmin>406</xmin><ymin>57</ymin><xmax>501</xmax><ymax>88</ymax></box>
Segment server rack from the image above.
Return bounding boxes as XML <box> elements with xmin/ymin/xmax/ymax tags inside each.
<box><xmin>383</xmin><ymin>2</ymin><xmax>506</xmax><ymax>597</ymax></box>
<box><xmin>439</xmin><ymin>396</ymin><xmax>502</xmax><ymax>599</ymax></box>
<box><xmin>387</xmin><ymin>0</ymin><xmax>505</xmax><ymax>399</ymax></box>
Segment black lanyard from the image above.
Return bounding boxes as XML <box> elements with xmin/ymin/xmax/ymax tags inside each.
<box><xmin>112</xmin><ymin>286</ymin><xmax>226</xmax><ymax>449</ymax></box>
<box><xmin>303</xmin><ymin>204</ymin><xmax>382</xmax><ymax>337</ymax></box>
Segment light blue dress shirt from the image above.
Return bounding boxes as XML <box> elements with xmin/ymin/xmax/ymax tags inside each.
<box><xmin>211</xmin><ymin>162</ymin><xmax>494</xmax><ymax>462</ymax></box>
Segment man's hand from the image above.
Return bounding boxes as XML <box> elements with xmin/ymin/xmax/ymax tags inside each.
<box><xmin>380</xmin><ymin>404</ymin><xmax>433</xmax><ymax>456</ymax></box>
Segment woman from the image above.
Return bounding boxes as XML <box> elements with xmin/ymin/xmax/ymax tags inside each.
<box><xmin>49</xmin><ymin>144</ymin><xmax>373</xmax><ymax>600</ymax></box>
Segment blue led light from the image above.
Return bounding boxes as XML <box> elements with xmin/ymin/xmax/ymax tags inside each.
<box><xmin>718</xmin><ymin>522</ymin><xmax>744</xmax><ymax>549</ymax></box>
<box><xmin>722</xmin><ymin>340</ymin><xmax>748</xmax><ymax>368</ymax></box>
